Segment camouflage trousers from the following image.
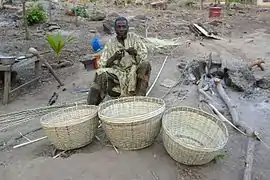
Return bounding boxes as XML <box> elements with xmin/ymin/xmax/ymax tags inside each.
<box><xmin>87</xmin><ymin>61</ymin><xmax>151</xmax><ymax>105</ymax></box>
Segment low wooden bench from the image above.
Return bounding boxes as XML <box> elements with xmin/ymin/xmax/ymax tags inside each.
<box><xmin>0</xmin><ymin>58</ymin><xmax>41</xmax><ymax>105</ymax></box>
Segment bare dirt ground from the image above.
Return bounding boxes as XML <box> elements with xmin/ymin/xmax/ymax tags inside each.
<box><xmin>1</xmin><ymin>1</ymin><xmax>270</xmax><ymax>180</ymax></box>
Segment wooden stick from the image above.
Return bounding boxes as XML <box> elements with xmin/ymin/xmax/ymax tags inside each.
<box><xmin>206</xmin><ymin>102</ymin><xmax>246</xmax><ymax>136</ymax></box>
<box><xmin>22</xmin><ymin>0</ymin><xmax>30</xmax><ymax>40</ymax></box>
<box><xmin>48</xmin><ymin>0</ymin><xmax>52</xmax><ymax>22</ymax></box>
<box><xmin>146</xmin><ymin>56</ymin><xmax>168</xmax><ymax>96</ymax></box>
<box><xmin>10</xmin><ymin>76</ymin><xmax>40</xmax><ymax>94</ymax></box>
<box><xmin>28</xmin><ymin>48</ymin><xmax>64</xmax><ymax>86</ymax></box>
<box><xmin>53</xmin><ymin>150</ymin><xmax>67</xmax><ymax>158</ymax></box>
<box><xmin>3</xmin><ymin>70</ymin><xmax>11</xmax><ymax>105</ymax></box>
<box><xmin>113</xmin><ymin>145</ymin><xmax>119</xmax><ymax>154</ymax></box>
<box><xmin>16</xmin><ymin>129</ymin><xmax>31</xmax><ymax>142</ymax></box>
<box><xmin>13</xmin><ymin>136</ymin><xmax>48</xmax><ymax>148</ymax></box>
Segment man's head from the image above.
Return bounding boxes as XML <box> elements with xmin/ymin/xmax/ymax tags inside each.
<box><xmin>115</xmin><ymin>17</ymin><xmax>129</xmax><ymax>39</ymax></box>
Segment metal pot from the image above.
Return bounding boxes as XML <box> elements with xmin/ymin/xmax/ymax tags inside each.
<box><xmin>0</xmin><ymin>56</ymin><xmax>16</xmax><ymax>65</ymax></box>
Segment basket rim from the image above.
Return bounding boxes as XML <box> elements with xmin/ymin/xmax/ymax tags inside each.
<box><xmin>98</xmin><ymin>96</ymin><xmax>166</xmax><ymax>124</ymax></box>
<box><xmin>162</xmin><ymin>106</ymin><xmax>229</xmax><ymax>152</ymax></box>
<box><xmin>40</xmin><ymin>104</ymin><xmax>98</xmax><ymax>127</ymax></box>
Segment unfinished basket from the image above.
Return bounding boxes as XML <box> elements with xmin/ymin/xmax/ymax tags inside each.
<box><xmin>162</xmin><ymin>106</ymin><xmax>228</xmax><ymax>165</ymax></box>
<box><xmin>98</xmin><ymin>96</ymin><xmax>165</xmax><ymax>150</ymax></box>
<box><xmin>40</xmin><ymin>105</ymin><xmax>99</xmax><ymax>150</ymax></box>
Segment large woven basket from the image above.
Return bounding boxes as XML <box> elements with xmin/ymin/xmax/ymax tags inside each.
<box><xmin>40</xmin><ymin>105</ymin><xmax>99</xmax><ymax>150</ymax></box>
<box><xmin>162</xmin><ymin>106</ymin><xmax>228</xmax><ymax>165</ymax></box>
<box><xmin>98</xmin><ymin>96</ymin><xmax>165</xmax><ymax>150</ymax></box>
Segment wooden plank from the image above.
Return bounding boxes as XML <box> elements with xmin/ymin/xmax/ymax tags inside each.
<box><xmin>3</xmin><ymin>71</ymin><xmax>11</xmax><ymax>105</ymax></box>
<box><xmin>193</xmin><ymin>23</ymin><xmax>222</xmax><ymax>40</ymax></box>
<box><xmin>16</xmin><ymin>51</ymin><xmax>50</xmax><ymax>62</ymax></box>
<box><xmin>10</xmin><ymin>76</ymin><xmax>40</xmax><ymax>94</ymax></box>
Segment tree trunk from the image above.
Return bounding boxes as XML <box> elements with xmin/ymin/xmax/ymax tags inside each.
<box><xmin>22</xmin><ymin>0</ymin><xmax>30</xmax><ymax>40</ymax></box>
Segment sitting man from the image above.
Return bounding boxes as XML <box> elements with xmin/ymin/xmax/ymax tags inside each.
<box><xmin>87</xmin><ymin>16</ymin><xmax>152</xmax><ymax>105</ymax></box>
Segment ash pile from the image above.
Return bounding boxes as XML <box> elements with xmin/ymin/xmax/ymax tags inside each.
<box><xmin>182</xmin><ymin>52</ymin><xmax>269</xmax><ymax>94</ymax></box>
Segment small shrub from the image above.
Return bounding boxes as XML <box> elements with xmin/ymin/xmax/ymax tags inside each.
<box><xmin>26</xmin><ymin>3</ymin><xmax>47</xmax><ymax>25</ymax></box>
<box><xmin>184</xmin><ymin>0</ymin><xmax>196</xmax><ymax>7</ymax></box>
<box><xmin>45</xmin><ymin>31</ymin><xmax>76</xmax><ymax>63</ymax></box>
<box><xmin>71</xmin><ymin>6</ymin><xmax>88</xmax><ymax>18</ymax></box>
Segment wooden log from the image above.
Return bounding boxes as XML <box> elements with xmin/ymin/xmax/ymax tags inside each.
<box><xmin>206</xmin><ymin>101</ymin><xmax>246</xmax><ymax>136</ymax></box>
<box><xmin>215</xmin><ymin>79</ymin><xmax>253</xmax><ymax>135</ymax></box>
<box><xmin>214</xmin><ymin>78</ymin><xmax>256</xmax><ymax>180</ymax></box>
<box><xmin>243</xmin><ymin>138</ymin><xmax>256</xmax><ymax>180</ymax></box>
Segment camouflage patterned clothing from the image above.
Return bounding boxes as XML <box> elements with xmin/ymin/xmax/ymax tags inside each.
<box><xmin>96</xmin><ymin>32</ymin><xmax>148</xmax><ymax>96</ymax></box>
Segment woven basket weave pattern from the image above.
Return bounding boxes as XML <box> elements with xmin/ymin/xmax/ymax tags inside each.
<box><xmin>99</xmin><ymin>96</ymin><xmax>165</xmax><ymax>150</ymax></box>
<box><xmin>103</xmin><ymin>114</ymin><xmax>163</xmax><ymax>150</ymax></box>
<box><xmin>162</xmin><ymin>106</ymin><xmax>228</xmax><ymax>165</ymax></box>
<box><xmin>40</xmin><ymin>105</ymin><xmax>99</xmax><ymax>150</ymax></box>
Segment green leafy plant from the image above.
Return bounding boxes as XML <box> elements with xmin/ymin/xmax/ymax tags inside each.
<box><xmin>45</xmin><ymin>32</ymin><xmax>76</xmax><ymax>63</ymax></box>
<box><xmin>71</xmin><ymin>6</ymin><xmax>88</xmax><ymax>18</ymax></box>
<box><xmin>184</xmin><ymin>0</ymin><xmax>195</xmax><ymax>7</ymax></box>
<box><xmin>26</xmin><ymin>3</ymin><xmax>47</xmax><ymax>25</ymax></box>
<box><xmin>213</xmin><ymin>153</ymin><xmax>227</xmax><ymax>163</ymax></box>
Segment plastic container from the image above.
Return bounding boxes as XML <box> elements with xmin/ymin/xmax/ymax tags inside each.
<box><xmin>209</xmin><ymin>7</ymin><xmax>222</xmax><ymax>18</ymax></box>
<box><xmin>90</xmin><ymin>36</ymin><xmax>103</xmax><ymax>52</ymax></box>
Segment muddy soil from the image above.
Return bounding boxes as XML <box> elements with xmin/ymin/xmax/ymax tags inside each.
<box><xmin>1</xmin><ymin>1</ymin><xmax>270</xmax><ymax>180</ymax></box>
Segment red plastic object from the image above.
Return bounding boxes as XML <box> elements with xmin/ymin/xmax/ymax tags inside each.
<box><xmin>209</xmin><ymin>7</ymin><xmax>221</xmax><ymax>18</ymax></box>
<box><xmin>93</xmin><ymin>53</ymin><xmax>101</xmax><ymax>69</ymax></box>
<box><xmin>81</xmin><ymin>54</ymin><xmax>101</xmax><ymax>71</ymax></box>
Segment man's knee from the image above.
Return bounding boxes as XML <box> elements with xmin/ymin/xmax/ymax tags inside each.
<box><xmin>93</xmin><ymin>72</ymin><xmax>108</xmax><ymax>89</ymax></box>
<box><xmin>137</xmin><ymin>61</ymin><xmax>151</xmax><ymax>76</ymax></box>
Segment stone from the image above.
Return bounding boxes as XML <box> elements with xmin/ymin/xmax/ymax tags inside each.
<box><xmin>52</xmin><ymin>30</ymin><xmax>80</xmax><ymax>38</ymax></box>
<box><xmin>256</xmin><ymin>76</ymin><xmax>270</xmax><ymax>89</ymax></box>
<box><xmin>90</xmin><ymin>29</ymin><xmax>97</xmax><ymax>33</ymax></box>
<box><xmin>160</xmin><ymin>79</ymin><xmax>177</xmax><ymax>88</ymax></box>
<box><xmin>244</xmin><ymin>38</ymin><xmax>254</xmax><ymax>44</ymax></box>
<box><xmin>51</xmin><ymin>60</ymin><xmax>73</xmax><ymax>69</ymax></box>
<box><xmin>87</xmin><ymin>10</ymin><xmax>106</xmax><ymax>21</ymax></box>
<box><xmin>133</xmin><ymin>15</ymin><xmax>149</xmax><ymax>21</ymax></box>
<box><xmin>107</xmin><ymin>12</ymin><xmax>121</xmax><ymax>20</ymax></box>
<box><xmin>48</xmin><ymin>25</ymin><xmax>60</xmax><ymax>31</ymax></box>
<box><xmin>103</xmin><ymin>20</ymin><xmax>114</xmax><ymax>34</ymax></box>
<box><xmin>224</xmin><ymin>67</ymin><xmax>256</xmax><ymax>92</ymax></box>
<box><xmin>151</xmin><ymin>1</ymin><xmax>168</xmax><ymax>10</ymax></box>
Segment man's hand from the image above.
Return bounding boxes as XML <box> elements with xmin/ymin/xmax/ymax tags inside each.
<box><xmin>106</xmin><ymin>50</ymin><xmax>124</xmax><ymax>67</ymax></box>
<box><xmin>112</xmin><ymin>50</ymin><xmax>124</xmax><ymax>61</ymax></box>
<box><xmin>126</xmin><ymin>47</ymin><xmax>137</xmax><ymax>57</ymax></box>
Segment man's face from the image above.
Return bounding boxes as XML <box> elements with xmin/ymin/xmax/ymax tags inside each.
<box><xmin>115</xmin><ymin>20</ymin><xmax>128</xmax><ymax>38</ymax></box>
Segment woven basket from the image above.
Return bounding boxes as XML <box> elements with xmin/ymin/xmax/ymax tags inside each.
<box><xmin>40</xmin><ymin>105</ymin><xmax>99</xmax><ymax>150</ymax></box>
<box><xmin>162</xmin><ymin>106</ymin><xmax>228</xmax><ymax>165</ymax></box>
<box><xmin>98</xmin><ymin>96</ymin><xmax>165</xmax><ymax>150</ymax></box>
